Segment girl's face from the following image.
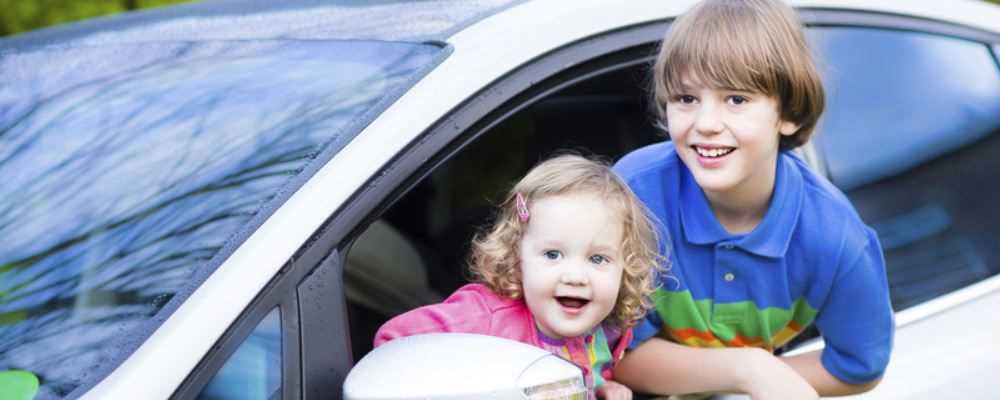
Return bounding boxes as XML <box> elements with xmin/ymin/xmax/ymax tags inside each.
<box><xmin>518</xmin><ymin>192</ymin><xmax>624</xmax><ymax>339</ymax></box>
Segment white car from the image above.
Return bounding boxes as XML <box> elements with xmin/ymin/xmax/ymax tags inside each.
<box><xmin>1</xmin><ymin>1</ymin><xmax>999</xmax><ymax>399</ymax></box>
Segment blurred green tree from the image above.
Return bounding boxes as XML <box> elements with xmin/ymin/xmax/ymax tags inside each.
<box><xmin>2</xmin><ymin>0</ymin><xmax>999</xmax><ymax>37</ymax></box>
<box><xmin>0</xmin><ymin>0</ymin><xmax>194</xmax><ymax>36</ymax></box>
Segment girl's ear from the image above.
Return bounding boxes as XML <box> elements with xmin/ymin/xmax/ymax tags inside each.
<box><xmin>779</xmin><ymin>120</ymin><xmax>800</xmax><ymax>136</ymax></box>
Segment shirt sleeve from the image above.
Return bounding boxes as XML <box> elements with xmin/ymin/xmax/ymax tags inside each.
<box><xmin>373</xmin><ymin>285</ymin><xmax>492</xmax><ymax>347</ymax></box>
<box><xmin>627</xmin><ymin>307</ymin><xmax>665</xmax><ymax>349</ymax></box>
<box><xmin>815</xmin><ymin>227</ymin><xmax>895</xmax><ymax>384</ymax></box>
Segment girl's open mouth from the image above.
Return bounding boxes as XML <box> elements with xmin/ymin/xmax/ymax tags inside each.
<box><xmin>556</xmin><ymin>296</ymin><xmax>589</xmax><ymax>310</ymax></box>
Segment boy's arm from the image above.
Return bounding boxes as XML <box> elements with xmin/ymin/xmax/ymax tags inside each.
<box><xmin>803</xmin><ymin>228</ymin><xmax>894</xmax><ymax>392</ymax></box>
<box><xmin>782</xmin><ymin>349</ymin><xmax>881</xmax><ymax>396</ymax></box>
<box><xmin>614</xmin><ymin>338</ymin><xmax>817</xmax><ymax>399</ymax></box>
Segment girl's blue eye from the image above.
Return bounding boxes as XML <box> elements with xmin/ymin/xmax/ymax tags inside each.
<box><xmin>543</xmin><ymin>250</ymin><xmax>562</xmax><ymax>260</ymax></box>
<box><xmin>589</xmin><ymin>255</ymin><xmax>609</xmax><ymax>265</ymax></box>
<box><xmin>728</xmin><ymin>95</ymin><xmax>748</xmax><ymax>105</ymax></box>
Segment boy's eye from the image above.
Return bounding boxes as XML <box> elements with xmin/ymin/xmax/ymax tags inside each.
<box><xmin>543</xmin><ymin>250</ymin><xmax>562</xmax><ymax>260</ymax></box>
<box><xmin>676</xmin><ymin>94</ymin><xmax>697</xmax><ymax>104</ymax></box>
<box><xmin>589</xmin><ymin>254</ymin><xmax>609</xmax><ymax>265</ymax></box>
<box><xmin>727</xmin><ymin>95</ymin><xmax>749</xmax><ymax>105</ymax></box>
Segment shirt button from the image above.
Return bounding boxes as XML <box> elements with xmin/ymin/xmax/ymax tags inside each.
<box><xmin>724</xmin><ymin>272</ymin><xmax>735</xmax><ymax>282</ymax></box>
<box><xmin>721</xmin><ymin>243</ymin><xmax>735</xmax><ymax>250</ymax></box>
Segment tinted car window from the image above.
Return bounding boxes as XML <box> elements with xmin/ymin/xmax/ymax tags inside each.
<box><xmin>809</xmin><ymin>27</ymin><xmax>1000</xmax><ymax>190</ymax></box>
<box><xmin>809</xmin><ymin>27</ymin><xmax>1000</xmax><ymax>310</ymax></box>
<box><xmin>0</xmin><ymin>40</ymin><xmax>441</xmax><ymax>398</ymax></box>
<box><xmin>198</xmin><ymin>308</ymin><xmax>281</xmax><ymax>400</ymax></box>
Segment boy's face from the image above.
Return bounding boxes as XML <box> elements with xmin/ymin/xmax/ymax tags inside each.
<box><xmin>665</xmin><ymin>78</ymin><xmax>799</xmax><ymax>200</ymax></box>
<box><xmin>518</xmin><ymin>192</ymin><xmax>624</xmax><ymax>339</ymax></box>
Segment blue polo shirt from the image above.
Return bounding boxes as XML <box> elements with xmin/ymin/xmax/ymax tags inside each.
<box><xmin>614</xmin><ymin>142</ymin><xmax>894</xmax><ymax>384</ymax></box>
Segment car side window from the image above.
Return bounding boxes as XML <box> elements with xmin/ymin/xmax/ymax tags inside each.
<box><xmin>343</xmin><ymin>60</ymin><xmax>663</xmax><ymax>358</ymax></box>
<box><xmin>809</xmin><ymin>27</ymin><xmax>1000</xmax><ymax>310</ymax></box>
<box><xmin>198</xmin><ymin>307</ymin><xmax>282</xmax><ymax>400</ymax></box>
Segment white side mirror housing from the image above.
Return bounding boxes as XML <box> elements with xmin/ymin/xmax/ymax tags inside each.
<box><xmin>343</xmin><ymin>333</ymin><xmax>586</xmax><ymax>399</ymax></box>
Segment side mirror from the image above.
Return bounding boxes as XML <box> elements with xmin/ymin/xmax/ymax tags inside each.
<box><xmin>344</xmin><ymin>333</ymin><xmax>586</xmax><ymax>399</ymax></box>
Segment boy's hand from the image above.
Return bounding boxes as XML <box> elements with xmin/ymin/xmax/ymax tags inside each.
<box><xmin>596</xmin><ymin>379</ymin><xmax>632</xmax><ymax>400</ymax></box>
<box><xmin>740</xmin><ymin>348</ymin><xmax>818</xmax><ymax>400</ymax></box>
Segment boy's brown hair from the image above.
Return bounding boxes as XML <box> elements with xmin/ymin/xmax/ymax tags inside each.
<box><xmin>653</xmin><ymin>0</ymin><xmax>825</xmax><ymax>150</ymax></box>
<box><xmin>467</xmin><ymin>154</ymin><xmax>665</xmax><ymax>329</ymax></box>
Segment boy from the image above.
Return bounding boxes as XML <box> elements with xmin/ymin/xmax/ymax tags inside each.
<box><xmin>612</xmin><ymin>0</ymin><xmax>894</xmax><ymax>398</ymax></box>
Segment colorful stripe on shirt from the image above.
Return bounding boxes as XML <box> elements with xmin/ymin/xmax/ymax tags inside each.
<box><xmin>652</xmin><ymin>289</ymin><xmax>818</xmax><ymax>351</ymax></box>
<box><xmin>537</xmin><ymin>325</ymin><xmax>619</xmax><ymax>397</ymax></box>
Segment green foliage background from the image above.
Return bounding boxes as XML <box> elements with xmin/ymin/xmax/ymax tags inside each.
<box><xmin>2</xmin><ymin>0</ymin><xmax>1000</xmax><ymax>37</ymax></box>
<box><xmin>0</xmin><ymin>0</ymin><xmax>195</xmax><ymax>36</ymax></box>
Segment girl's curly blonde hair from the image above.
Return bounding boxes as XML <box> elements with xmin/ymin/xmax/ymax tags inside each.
<box><xmin>468</xmin><ymin>154</ymin><xmax>667</xmax><ymax>329</ymax></box>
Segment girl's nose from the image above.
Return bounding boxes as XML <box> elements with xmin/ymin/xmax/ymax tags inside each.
<box><xmin>559</xmin><ymin>266</ymin><xmax>588</xmax><ymax>286</ymax></box>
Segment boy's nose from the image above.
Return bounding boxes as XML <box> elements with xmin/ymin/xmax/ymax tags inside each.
<box><xmin>694</xmin><ymin>103</ymin><xmax>724</xmax><ymax>134</ymax></box>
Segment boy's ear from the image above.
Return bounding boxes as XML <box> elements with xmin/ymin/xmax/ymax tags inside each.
<box><xmin>779</xmin><ymin>120</ymin><xmax>800</xmax><ymax>136</ymax></box>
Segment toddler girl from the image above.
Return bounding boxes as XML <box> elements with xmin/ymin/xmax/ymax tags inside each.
<box><xmin>374</xmin><ymin>154</ymin><xmax>664</xmax><ymax>400</ymax></box>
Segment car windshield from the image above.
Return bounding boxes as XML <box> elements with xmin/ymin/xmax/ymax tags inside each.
<box><xmin>0</xmin><ymin>39</ymin><xmax>442</xmax><ymax>398</ymax></box>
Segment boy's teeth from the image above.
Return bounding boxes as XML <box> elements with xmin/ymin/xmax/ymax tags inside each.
<box><xmin>696</xmin><ymin>146</ymin><xmax>733</xmax><ymax>158</ymax></box>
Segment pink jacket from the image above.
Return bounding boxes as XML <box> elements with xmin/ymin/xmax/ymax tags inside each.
<box><xmin>374</xmin><ymin>283</ymin><xmax>633</xmax><ymax>382</ymax></box>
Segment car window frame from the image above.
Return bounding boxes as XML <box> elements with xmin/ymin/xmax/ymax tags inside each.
<box><xmin>327</xmin><ymin>17</ymin><xmax>670</xmax><ymax>390</ymax></box>
<box><xmin>171</xmin><ymin>266</ymin><xmax>303</xmax><ymax>400</ymax></box>
<box><xmin>321</xmin><ymin>21</ymin><xmax>674</xmax><ymax>400</ymax></box>
<box><xmin>167</xmin><ymin>20</ymin><xmax>674</xmax><ymax>400</ymax></box>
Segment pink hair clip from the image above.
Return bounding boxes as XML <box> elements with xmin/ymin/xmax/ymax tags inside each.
<box><xmin>515</xmin><ymin>192</ymin><xmax>530</xmax><ymax>223</ymax></box>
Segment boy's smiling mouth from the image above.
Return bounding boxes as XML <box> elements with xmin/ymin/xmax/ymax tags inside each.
<box><xmin>693</xmin><ymin>145</ymin><xmax>735</xmax><ymax>158</ymax></box>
